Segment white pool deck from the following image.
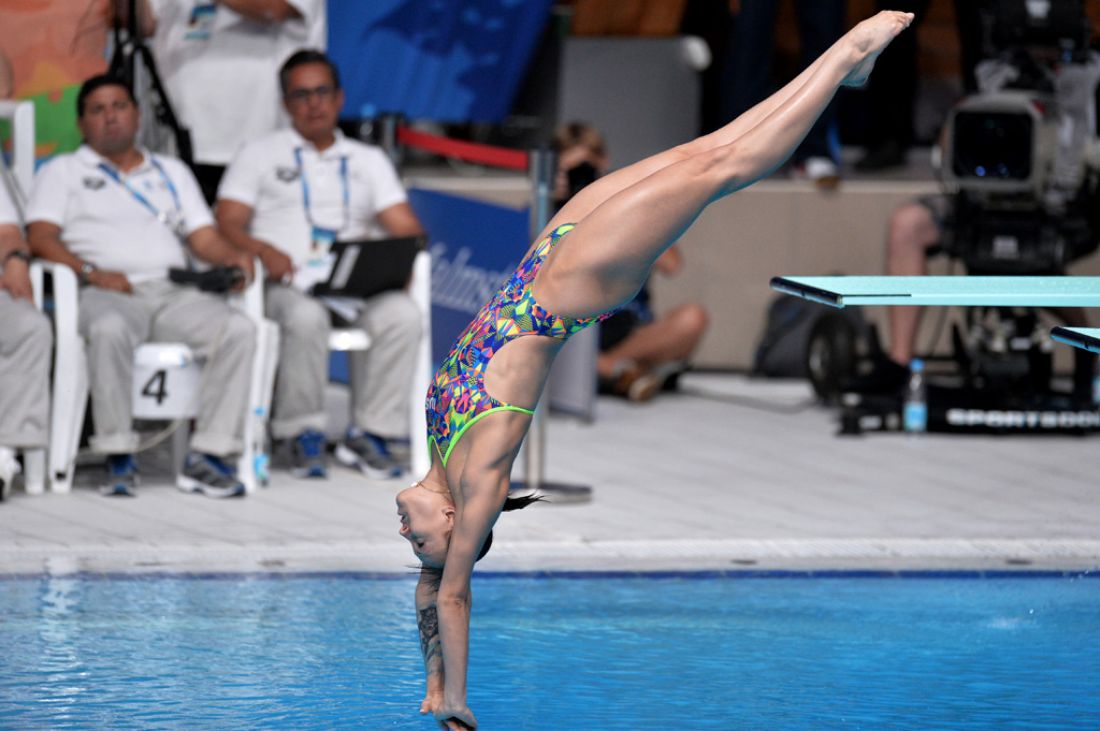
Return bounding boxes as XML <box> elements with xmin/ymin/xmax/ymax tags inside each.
<box><xmin>3</xmin><ymin>374</ymin><xmax>1099</xmax><ymax>575</ymax></box>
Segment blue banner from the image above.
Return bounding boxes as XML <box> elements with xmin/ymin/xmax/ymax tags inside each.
<box><xmin>407</xmin><ymin>187</ymin><xmax>529</xmax><ymax>364</ymax></box>
<box><xmin>328</xmin><ymin>0</ymin><xmax>554</xmax><ymax>122</ymax></box>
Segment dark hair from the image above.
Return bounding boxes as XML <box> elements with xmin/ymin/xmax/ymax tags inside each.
<box><xmin>279</xmin><ymin>49</ymin><xmax>341</xmax><ymax>95</ymax></box>
<box><xmin>77</xmin><ymin>74</ymin><xmax>136</xmax><ymax>117</ymax></box>
<box><xmin>475</xmin><ymin>493</ymin><xmax>546</xmax><ymax>562</ymax></box>
<box><xmin>552</xmin><ymin>121</ymin><xmax>606</xmax><ymax>157</ymax></box>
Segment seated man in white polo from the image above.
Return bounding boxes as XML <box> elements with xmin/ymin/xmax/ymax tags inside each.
<box><xmin>217</xmin><ymin>49</ymin><xmax>423</xmax><ymax>480</ymax></box>
<box><xmin>26</xmin><ymin>74</ymin><xmax>256</xmax><ymax>498</ymax></box>
<box><xmin>0</xmin><ymin>182</ymin><xmax>51</xmax><ymax>501</ymax></box>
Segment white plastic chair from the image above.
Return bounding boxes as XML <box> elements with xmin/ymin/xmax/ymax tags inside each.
<box><xmin>29</xmin><ymin>260</ymin><xmax>279</xmax><ymax>493</ymax></box>
<box><xmin>319</xmin><ymin>249</ymin><xmax>433</xmax><ymax>478</ymax></box>
<box><xmin>408</xmin><ymin>250</ymin><xmax>433</xmax><ymax>477</ymax></box>
<box><xmin>3</xmin><ymin>246</ymin><xmax>48</xmax><ymax>495</ymax></box>
<box><xmin>1</xmin><ymin>99</ymin><xmax>47</xmax><ymax>494</ymax></box>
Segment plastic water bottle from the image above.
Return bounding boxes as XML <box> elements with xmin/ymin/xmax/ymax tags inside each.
<box><xmin>903</xmin><ymin>358</ymin><xmax>928</xmax><ymax>434</ymax></box>
<box><xmin>254</xmin><ymin>452</ymin><xmax>270</xmax><ymax>487</ymax></box>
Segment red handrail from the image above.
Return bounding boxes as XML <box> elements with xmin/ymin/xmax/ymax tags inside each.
<box><xmin>396</xmin><ymin>126</ymin><xmax>529</xmax><ymax>172</ymax></box>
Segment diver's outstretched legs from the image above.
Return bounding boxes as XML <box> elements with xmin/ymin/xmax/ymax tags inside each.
<box><xmin>539</xmin><ymin>11</ymin><xmax>915</xmax><ymax>319</ymax></box>
<box><xmin>545</xmin><ymin>44</ymin><xmax>832</xmax><ymax>240</ymax></box>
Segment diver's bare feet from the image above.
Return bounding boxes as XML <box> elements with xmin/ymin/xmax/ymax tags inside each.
<box><xmin>841</xmin><ymin>11</ymin><xmax>915</xmax><ymax>88</ymax></box>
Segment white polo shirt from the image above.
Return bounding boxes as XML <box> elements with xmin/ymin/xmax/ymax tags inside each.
<box><xmin>0</xmin><ymin>182</ymin><xmax>20</xmax><ymax>277</ymax></box>
<box><xmin>219</xmin><ymin>127</ymin><xmax>407</xmax><ymax>277</ymax></box>
<box><xmin>149</xmin><ymin>0</ymin><xmax>326</xmax><ymax>166</ymax></box>
<box><xmin>0</xmin><ymin>181</ymin><xmax>17</xmax><ymax>227</ymax></box>
<box><xmin>27</xmin><ymin>146</ymin><xmax>212</xmax><ymax>283</ymax></box>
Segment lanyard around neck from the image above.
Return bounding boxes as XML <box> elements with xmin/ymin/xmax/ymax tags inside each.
<box><xmin>97</xmin><ymin>156</ymin><xmax>183</xmax><ymax>232</ymax></box>
<box><xmin>294</xmin><ymin>147</ymin><xmax>350</xmax><ymax>233</ymax></box>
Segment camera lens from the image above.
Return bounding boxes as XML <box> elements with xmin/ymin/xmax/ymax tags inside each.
<box><xmin>952</xmin><ymin>111</ymin><xmax>1033</xmax><ymax>181</ymax></box>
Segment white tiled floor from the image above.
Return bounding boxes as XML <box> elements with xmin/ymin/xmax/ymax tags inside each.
<box><xmin>3</xmin><ymin>374</ymin><xmax>1098</xmax><ymax>574</ymax></box>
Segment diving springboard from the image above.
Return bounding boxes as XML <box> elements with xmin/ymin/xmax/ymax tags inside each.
<box><xmin>1051</xmin><ymin>327</ymin><xmax>1100</xmax><ymax>354</ymax></box>
<box><xmin>770</xmin><ymin>276</ymin><xmax>1100</xmax><ymax>309</ymax></box>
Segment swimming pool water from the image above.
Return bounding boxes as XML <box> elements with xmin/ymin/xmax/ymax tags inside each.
<box><xmin>1</xmin><ymin>573</ymin><xmax>1097</xmax><ymax>729</ymax></box>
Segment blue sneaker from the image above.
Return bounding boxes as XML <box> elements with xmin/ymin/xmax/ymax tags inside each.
<box><xmin>382</xmin><ymin>437</ymin><xmax>412</xmax><ymax>472</ymax></box>
<box><xmin>334</xmin><ymin>429</ymin><xmax>402</xmax><ymax>479</ymax></box>
<box><xmin>101</xmin><ymin>454</ymin><xmax>138</xmax><ymax>497</ymax></box>
<box><xmin>291</xmin><ymin>429</ymin><xmax>328</xmax><ymax>479</ymax></box>
<box><xmin>177</xmin><ymin>452</ymin><xmax>245</xmax><ymax>498</ymax></box>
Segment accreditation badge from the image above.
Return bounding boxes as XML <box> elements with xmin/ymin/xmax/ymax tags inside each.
<box><xmin>298</xmin><ymin>227</ymin><xmax>338</xmax><ymax>292</ymax></box>
<box><xmin>185</xmin><ymin>3</ymin><xmax>217</xmax><ymax>40</ymax></box>
<box><xmin>309</xmin><ymin>226</ymin><xmax>337</xmax><ymax>256</ymax></box>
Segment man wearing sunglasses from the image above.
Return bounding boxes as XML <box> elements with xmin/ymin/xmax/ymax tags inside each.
<box><xmin>216</xmin><ymin>50</ymin><xmax>425</xmax><ymax>482</ymax></box>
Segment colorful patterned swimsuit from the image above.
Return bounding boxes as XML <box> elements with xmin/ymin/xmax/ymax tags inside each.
<box><xmin>426</xmin><ymin>223</ymin><xmax>612</xmax><ymax>467</ymax></box>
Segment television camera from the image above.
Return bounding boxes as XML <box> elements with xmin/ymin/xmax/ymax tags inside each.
<box><xmin>838</xmin><ymin>0</ymin><xmax>1100</xmax><ymax>434</ymax></box>
<box><xmin>939</xmin><ymin>0</ymin><xmax>1098</xmax><ymax>275</ymax></box>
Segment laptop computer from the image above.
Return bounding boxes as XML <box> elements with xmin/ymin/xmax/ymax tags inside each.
<box><xmin>311</xmin><ymin>235</ymin><xmax>426</xmax><ymax>299</ymax></box>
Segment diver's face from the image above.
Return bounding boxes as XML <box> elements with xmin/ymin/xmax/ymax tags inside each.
<box><xmin>396</xmin><ymin>487</ymin><xmax>454</xmax><ymax>568</ymax></box>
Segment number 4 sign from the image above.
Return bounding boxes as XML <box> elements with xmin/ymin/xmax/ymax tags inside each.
<box><xmin>131</xmin><ymin>345</ymin><xmax>203</xmax><ymax>420</ymax></box>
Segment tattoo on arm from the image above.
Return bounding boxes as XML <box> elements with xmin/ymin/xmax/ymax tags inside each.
<box><xmin>418</xmin><ymin>605</ymin><xmax>442</xmax><ymax>669</ymax></box>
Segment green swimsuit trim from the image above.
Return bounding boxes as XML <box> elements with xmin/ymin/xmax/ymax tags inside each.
<box><xmin>429</xmin><ymin>404</ymin><xmax>536</xmax><ymax>468</ymax></box>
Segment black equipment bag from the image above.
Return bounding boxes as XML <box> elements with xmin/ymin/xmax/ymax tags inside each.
<box><xmin>753</xmin><ymin>293</ymin><xmax>868</xmax><ymax>401</ymax></box>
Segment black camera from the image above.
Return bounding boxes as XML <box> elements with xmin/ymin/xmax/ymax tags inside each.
<box><xmin>169</xmin><ymin>266</ymin><xmax>246</xmax><ymax>293</ymax></box>
<box><xmin>566</xmin><ymin>161</ymin><xmax>599</xmax><ymax>200</ymax></box>
<box><xmin>939</xmin><ymin>0</ymin><xmax>1098</xmax><ymax>274</ymax></box>
<box><xmin>947</xmin><ymin>100</ymin><xmax>1042</xmax><ymax>191</ymax></box>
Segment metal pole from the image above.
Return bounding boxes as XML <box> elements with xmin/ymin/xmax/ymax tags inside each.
<box><xmin>512</xmin><ymin>149</ymin><xmax>591</xmax><ymax>503</ymax></box>
<box><xmin>522</xmin><ymin>148</ymin><xmax>556</xmax><ymax>491</ymax></box>
<box><xmin>379</xmin><ymin>113</ymin><xmax>404</xmax><ymax>167</ymax></box>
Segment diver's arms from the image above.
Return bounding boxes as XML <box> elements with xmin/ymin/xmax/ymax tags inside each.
<box><xmin>434</xmin><ymin>483</ymin><xmax>505</xmax><ymax>729</ymax></box>
<box><xmin>415</xmin><ymin>569</ymin><xmax>445</xmax><ymax>715</ymax></box>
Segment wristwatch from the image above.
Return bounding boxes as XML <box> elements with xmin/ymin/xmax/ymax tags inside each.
<box><xmin>2</xmin><ymin>249</ymin><xmax>30</xmax><ymax>265</ymax></box>
<box><xmin>79</xmin><ymin>261</ymin><xmax>97</xmax><ymax>284</ymax></box>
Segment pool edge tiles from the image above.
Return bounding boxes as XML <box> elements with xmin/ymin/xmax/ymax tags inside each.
<box><xmin>0</xmin><ymin>568</ymin><xmax>1097</xmax><ymax>581</ymax></box>
<box><xmin>2</xmin><ymin>537</ymin><xmax>1099</xmax><ymax>575</ymax></box>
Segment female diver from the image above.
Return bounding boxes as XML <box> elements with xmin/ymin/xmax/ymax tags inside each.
<box><xmin>396</xmin><ymin>11</ymin><xmax>914</xmax><ymax>729</ymax></box>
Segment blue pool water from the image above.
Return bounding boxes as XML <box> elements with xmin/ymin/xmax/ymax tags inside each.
<box><xmin>1</xmin><ymin>572</ymin><xmax>1098</xmax><ymax>729</ymax></box>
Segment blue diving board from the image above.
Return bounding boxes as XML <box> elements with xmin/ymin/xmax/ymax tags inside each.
<box><xmin>1051</xmin><ymin>327</ymin><xmax>1100</xmax><ymax>354</ymax></box>
<box><xmin>770</xmin><ymin>276</ymin><xmax>1100</xmax><ymax>309</ymax></box>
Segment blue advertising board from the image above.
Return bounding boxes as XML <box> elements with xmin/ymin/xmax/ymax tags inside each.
<box><xmin>407</xmin><ymin>187</ymin><xmax>529</xmax><ymax>364</ymax></box>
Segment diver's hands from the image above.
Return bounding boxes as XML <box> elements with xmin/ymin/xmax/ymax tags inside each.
<box><xmin>434</xmin><ymin>701</ymin><xmax>477</xmax><ymax>730</ymax></box>
<box><xmin>420</xmin><ymin>689</ymin><xmax>444</xmax><ymax>716</ymax></box>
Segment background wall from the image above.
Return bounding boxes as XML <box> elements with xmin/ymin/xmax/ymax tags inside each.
<box><xmin>411</xmin><ymin>173</ymin><xmax>1100</xmax><ymax>371</ymax></box>
<box><xmin>653</xmin><ymin>182</ymin><xmax>1100</xmax><ymax>370</ymax></box>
